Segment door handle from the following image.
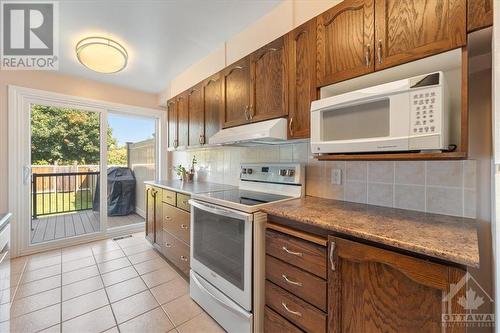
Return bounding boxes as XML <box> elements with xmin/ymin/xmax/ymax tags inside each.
<box><xmin>23</xmin><ymin>165</ymin><xmax>32</xmax><ymax>185</ymax></box>
<box><xmin>282</xmin><ymin>274</ymin><xmax>303</xmax><ymax>287</ymax></box>
<box><xmin>282</xmin><ymin>246</ymin><xmax>303</xmax><ymax>257</ymax></box>
<box><xmin>281</xmin><ymin>302</ymin><xmax>302</xmax><ymax>317</ymax></box>
<box><xmin>377</xmin><ymin>40</ymin><xmax>382</xmax><ymax>64</ymax></box>
<box><xmin>365</xmin><ymin>44</ymin><xmax>371</xmax><ymax>67</ymax></box>
<box><xmin>330</xmin><ymin>241</ymin><xmax>336</xmax><ymax>271</ymax></box>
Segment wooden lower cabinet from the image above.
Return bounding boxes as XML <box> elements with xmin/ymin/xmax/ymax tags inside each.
<box><xmin>145</xmin><ymin>185</ymin><xmax>160</xmax><ymax>244</ymax></box>
<box><xmin>328</xmin><ymin>236</ymin><xmax>466</xmax><ymax>333</ymax></box>
<box><xmin>264</xmin><ymin>221</ymin><xmax>467</xmax><ymax>333</ymax></box>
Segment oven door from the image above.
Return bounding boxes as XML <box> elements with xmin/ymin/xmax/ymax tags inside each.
<box><xmin>189</xmin><ymin>199</ymin><xmax>253</xmax><ymax>311</ymax></box>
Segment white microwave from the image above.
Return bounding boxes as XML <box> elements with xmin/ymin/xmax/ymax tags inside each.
<box><xmin>310</xmin><ymin>72</ymin><xmax>450</xmax><ymax>154</ymax></box>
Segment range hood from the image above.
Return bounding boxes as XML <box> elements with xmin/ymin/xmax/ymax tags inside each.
<box><xmin>208</xmin><ymin>118</ymin><xmax>288</xmax><ymax>146</ymax></box>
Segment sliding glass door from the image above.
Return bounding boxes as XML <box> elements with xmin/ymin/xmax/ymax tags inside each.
<box><xmin>29</xmin><ymin>103</ymin><xmax>104</xmax><ymax>245</ymax></box>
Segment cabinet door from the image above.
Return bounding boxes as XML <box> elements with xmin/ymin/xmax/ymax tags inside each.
<box><xmin>167</xmin><ymin>99</ymin><xmax>177</xmax><ymax>149</ymax></box>
<box><xmin>374</xmin><ymin>0</ymin><xmax>466</xmax><ymax>70</ymax></box>
<box><xmin>467</xmin><ymin>0</ymin><xmax>493</xmax><ymax>32</ymax></box>
<box><xmin>287</xmin><ymin>19</ymin><xmax>317</xmax><ymax>139</ymax></box>
<box><xmin>328</xmin><ymin>236</ymin><xmax>466</xmax><ymax>333</ymax></box>
<box><xmin>145</xmin><ymin>186</ymin><xmax>155</xmax><ymax>243</ymax></box>
<box><xmin>203</xmin><ymin>74</ymin><xmax>222</xmax><ymax>143</ymax></box>
<box><xmin>250</xmin><ymin>37</ymin><xmax>288</xmax><ymax>122</ymax></box>
<box><xmin>316</xmin><ymin>0</ymin><xmax>374</xmax><ymax>86</ymax></box>
<box><xmin>153</xmin><ymin>189</ymin><xmax>162</xmax><ymax>247</ymax></box>
<box><xmin>222</xmin><ymin>57</ymin><xmax>251</xmax><ymax>128</ymax></box>
<box><xmin>187</xmin><ymin>84</ymin><xmax>204</xmax><ymax>147</ymax></box>
<box><xmin>177</xmin><ymin>92</ymin><xmax>189</xmax><ymax>147</ymax></box>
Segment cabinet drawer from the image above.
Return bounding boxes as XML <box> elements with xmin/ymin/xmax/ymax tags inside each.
<box><xmin>163</xmin><ymin>204</ymin><xmax>190</xmax><ymax>245</ymax></box>
<box><xmin>162</xmin><ymin>231</ymin><xmax>190</xmax><ymax>276</ymax></box>
<box><xmin>266</xmin><ymin>255</ymin><xmax>326</xmax><ymax>311</ymax></box>
<box><xmin>266</xmin><ymin>229</ymin><xmax>326</xmax><ymax>279</ymax></box>
<box><xmin>176</xmin><ymin>193</ymin><xmax>191</xmax><ymax>211</ymax></box>
<box><xmin>162</xmin><ymin>189</ymin><xmax>176</xmax><ymax>206</ymax></box>
<box><xmin>264</xmin><ymin>306</ymin><xmax>303</xmax><ymax>333</ymax></box>
<box><xmin>266</xmin><ymin>281</ymin><xmax>326</xmax><ymax>333</ymax></box>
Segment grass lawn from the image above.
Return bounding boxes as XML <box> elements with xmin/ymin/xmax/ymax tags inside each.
<box><xmin>33</xmin><ymin>189</ymin><xmax>94</xmax><ymax>217</ymax></box>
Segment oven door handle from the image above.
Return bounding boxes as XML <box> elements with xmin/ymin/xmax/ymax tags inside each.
<box><xmin>191</xmin><ymin>272</ymin><xmax>250</xmax><ymax>318</ymax></box>
<box><xmin>189</xmin><ymin>199</ymin><xmax>253</xmax><ymax>222</ymax></box>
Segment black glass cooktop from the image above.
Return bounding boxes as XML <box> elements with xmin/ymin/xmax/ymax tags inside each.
<box><xmin>202</xmin><ymin>189</ymin><xmax>292</xmax><ymax>206</ymax></box>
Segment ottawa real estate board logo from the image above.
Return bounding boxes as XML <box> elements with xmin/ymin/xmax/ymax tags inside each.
<box><xmin>0</xmin><ymin>1</ymin><xmax>59</xmax><ymax>70</ymax></box>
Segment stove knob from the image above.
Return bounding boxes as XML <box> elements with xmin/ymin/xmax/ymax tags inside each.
<box><xmin>247</xmin><ymin>168</ymin><xmax>253</xmax><ymax>174</ymax></box>
<box><xmin>241</xmin><ymin>168</ymin><xmax>247</xmax><ymax>174</ymax></box>
<box><xmin>286</xmin><ymin>169</ymin><xmax>295</xmax><ymax>177</ymax></box>
<box><xmin>279</xmin><ymin>169</ymin><xmax>287</xmax><ymax>176</ymax></box>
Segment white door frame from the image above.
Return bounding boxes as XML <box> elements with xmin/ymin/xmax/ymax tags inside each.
<box><xmin>8</xmin><ymin>85</ymin><xmax>167</xmax><ymax>258</ymax></box>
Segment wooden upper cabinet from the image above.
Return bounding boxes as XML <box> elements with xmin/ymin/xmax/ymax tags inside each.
<box><xmin>467</xmin><ymin>0</ymin><xmax>493</xmax><ymax>32</ymax></box>
<box><xmin>187</xmin><ymin>83</ymin><xmax>204</xmax><ymax>147</ymax></box>
<box><xmin>203</xmin><ymin>74</ymin><xmax>222</xmax><ymax>143</ymax></box>
<box><xmin>374</xmin><ymin>0</ymin><xmax>466</xmax><ymax>71</ymax></box>
<box><xmin>222</xmin><ymin>57</ymin><xmax>251</xmax><ymax>128</ymax></box>
<box><xmin>176</xmin><ymin>92</ymin><xmax>189</xmax><ymax>148</ymax></box>
<box><xmin>250</xmin><ymin>37</ymin><xmax>288</xmax><ymax>122</ymax></box>
<box><xmin>316</xmin><ymin>0</ymin><xmax>375</xmax><ymax>87</ymax></box>
<box><xmin>328</xmin><ymin>236</ymin><xmax>466</xmax><ymax>333</ymax></box>
<box><xmin>287</xmin><ymin>19</ymin><xmax>317</xmax><ymax>139</ymax></box>
<box><xmin>167</xmin><ymin>99</ymin><xmax>177</xmax><ymax>149</ymax></box>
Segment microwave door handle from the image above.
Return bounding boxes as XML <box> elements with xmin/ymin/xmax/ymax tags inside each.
<box><xmin>189</xmin><ymin>199</ymin><xmax>252</xmax><ymax>221</ymax></box>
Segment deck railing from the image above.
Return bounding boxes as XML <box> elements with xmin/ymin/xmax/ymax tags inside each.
<box><xmin>32</xmin><ymin>171</ymin><xmax>99</xmax><ymax>219</ymax></box>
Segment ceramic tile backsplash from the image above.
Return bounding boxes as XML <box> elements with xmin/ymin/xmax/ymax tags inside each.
<box><xmin>168</xmin><ymin>142</ymin><xmax>476</xmax><ymax>218</ymax></box>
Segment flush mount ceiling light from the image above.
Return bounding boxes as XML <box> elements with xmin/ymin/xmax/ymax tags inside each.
<box><xmin>76</xmin><ymin>37</ymin><xmax>128</xmax><ymax>74</ymax></box>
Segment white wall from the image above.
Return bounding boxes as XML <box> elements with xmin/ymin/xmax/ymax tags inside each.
<box><xmin>158</xmin><ymin>0</ymin><xmax>342</xmax><ymax>104</ymax></box>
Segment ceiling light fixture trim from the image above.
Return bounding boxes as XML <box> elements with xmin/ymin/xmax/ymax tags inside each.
<box><xmin>76</xmin><ymin>37</ymin><xmax>128</xmax><ymax>74</ymax></box>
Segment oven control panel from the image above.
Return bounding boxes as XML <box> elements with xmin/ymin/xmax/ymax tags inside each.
<box><xmin>240</xmin><ymin>163</ymin><xmax>303</xmax><ymax>185</ymax></box>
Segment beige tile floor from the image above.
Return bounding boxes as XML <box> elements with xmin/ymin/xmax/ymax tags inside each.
<box><xmin>0</xmin><ymin>232</ymin><xmax>225</xmax><ymax>333</ymax></box>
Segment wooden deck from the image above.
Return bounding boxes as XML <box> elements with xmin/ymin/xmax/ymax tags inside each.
<box><xmin>31</xmin><ymin>210</ymin><xmax>144</xmax><ymax>244</ymax></box>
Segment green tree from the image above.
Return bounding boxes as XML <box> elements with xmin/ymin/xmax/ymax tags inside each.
<box><xmin>31</xmin><ymin>105</ymin><xmax>117</xmax><ymax>165</ymax></box>
<box><xmin>108</xmin><ymin>147</ymin><xmax>128</xmax><ymax>165</ymax></box>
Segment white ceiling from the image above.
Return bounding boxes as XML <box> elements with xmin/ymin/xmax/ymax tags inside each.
<box><xmin>58</xmin><ymin>0</ymin><xmax>281</xmax><ymax>93</ymax></box>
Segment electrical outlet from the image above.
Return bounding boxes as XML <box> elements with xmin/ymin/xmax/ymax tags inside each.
<box><xmin>331</xmin><ymin>168</ymin><xmax>342</xmax><ymax>185</ymax></box>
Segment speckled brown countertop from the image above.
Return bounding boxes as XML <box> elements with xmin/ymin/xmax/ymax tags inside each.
<box><xmin>262</xmin><ymin>196</ymin><xmax>479</xmax><ymax>267</ymax></box>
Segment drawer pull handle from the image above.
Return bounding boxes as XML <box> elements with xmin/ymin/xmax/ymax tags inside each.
<box><xmin>281</xmin><ymin>302</ymin><xmax>302</xmax><ymax>317</ymax></box>
<box><xmin>165</xmin><ymin>243</ymin><xmax>172</xmax><ymax>248</ymax></box>
<box><xmin>282</xmin><ymin>274</ymin><xmax>302</xmax><ymax>287</ymax></box>
<box><xmin>180</xmin><ymin>255</ymin><xmax>188</xmax><ymax>262</ymax></box>
<box><xmin>282</xmin><ymin>246</ymin><xmax>303</xmax><ymax>257</ymax></box>
<box><xmin>180</xmin><ymin>224</ymin><xmax>189</xmax><ymax>229</ymax></box>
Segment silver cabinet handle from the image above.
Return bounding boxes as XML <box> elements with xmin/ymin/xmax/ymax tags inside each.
<box><xmin>365</xmin><ymin>44</ymin><xmax>371</xmax><ymax>67</ymax></box>
<box><xmin>244</xmin><ymin>105</ymin><xmax>250</xmax><ymax>120</ymax></box>
<box><xmin>180</xmin><ymin>255</ymin><xmax>188</xmax><ymax>262</ymax></box>
<box><xmin>377</xmin><ymin>39</ymin><xmax>382</xmax><ymax>64</ymax></box>
<box><xmin>289</xmin><ymin>117</ymin><xmax>293</xmax><ymax>136</ymax></box>
<box><xmin>249</xmin><ymin>104</ymin><xmax>254</xmax><ymax>120</ymax></box>
<box><xmin>330</xmin><ymin>241</ymin><xmax>336</xmax><ymax>271</ymax></box>
<box><xmin>165</xmin><ymin>243</ymin><xmax>172</xmax><ymax>248</ymax></box>
<box><xmin>282</xmin><ymin>246</ymin><xmax>303</xmax><ymax>257</ymax></box>
<box><xmin>180</xmin><ymin>224</ymin><xmax>188</xmax><ymax>229</ymax></box>
<box><xmin>282</xmin><ymin>274</ymin><xmax>302</xmax><ymax>287</ymax></box>
<box><xmin>281</xmin><ymin>302</ymin><xmax>302</xmax><ymax>317</ymax></box>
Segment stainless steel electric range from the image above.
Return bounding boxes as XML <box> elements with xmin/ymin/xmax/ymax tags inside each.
<box><xmin>189</xmin><ymin>163</ymin><xmax>304</xmax><ymax>333</ymax></box>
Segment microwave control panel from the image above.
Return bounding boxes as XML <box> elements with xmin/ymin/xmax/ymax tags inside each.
<box><xmin>410</xmin><ymin>87</ymin><xmax>441</xmax><ymax>137</ymax></box>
